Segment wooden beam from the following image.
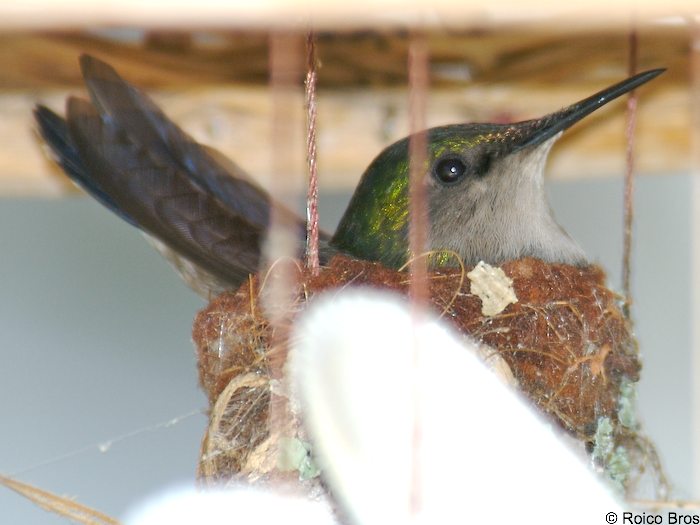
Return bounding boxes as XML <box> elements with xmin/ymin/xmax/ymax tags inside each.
<box><xmin>0</xmin><ymin>29</ymin><xmax>691</xmax><ymax>195</ymax></box>
<box><xmin>0</xmin><ymin>1</ymin><xmax>697</xmax><ymax>30</ymax></box>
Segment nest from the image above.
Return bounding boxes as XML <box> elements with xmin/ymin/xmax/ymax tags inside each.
<box><xmin>193</xmin><ymin>255</ymin><xmax>663</xmax><ymax>496</ymax></box>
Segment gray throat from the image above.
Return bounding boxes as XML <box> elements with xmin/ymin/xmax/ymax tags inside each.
<box><xmin>428</xmin><ymin>136</ymin><xmax>587</xmax><ymax>267</ymax></box>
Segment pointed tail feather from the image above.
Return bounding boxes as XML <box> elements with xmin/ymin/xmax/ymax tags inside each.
<box><xmin>34</xmin><ymin>104</ymin><xmax>137</xmax><ymax>227</ymax></box>
<box><xmin>34</xmin><ymin>54</ymin><xmax>334</xmax><ymax>295</ymax></box>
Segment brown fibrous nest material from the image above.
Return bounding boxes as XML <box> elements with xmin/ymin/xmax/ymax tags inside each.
<box><xmin>193</xmin><ymin>255</ymin><xmax>661</xmax><ymax>494</ymax></box>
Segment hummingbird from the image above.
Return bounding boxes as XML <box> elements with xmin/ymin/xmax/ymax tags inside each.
<box><xmin>34</xmin><ymin>55</ymin><xmax>663</xmax><ymax>297</ymax></box>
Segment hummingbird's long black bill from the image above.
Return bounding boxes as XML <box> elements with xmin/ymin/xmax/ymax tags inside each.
<box><xmin>512</xmin><ymin>68</ymin><xmax>665</xmax><ymax>151</ymax></box>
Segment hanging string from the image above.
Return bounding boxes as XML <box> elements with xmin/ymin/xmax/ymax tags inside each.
<box><xmin>305</xmin><ymin>32</ymin><xmax>320</xmax><ymax>274</ymax></box>
<box><xmin>622</xmin><ymin>27</ymin><xmax>639</xmax><ymax>319</ymax></box>
<box><xmin>408</xmin><ymin>34</ymin><xmax>429</xmax><ymax>308</ymax></box>
<box><xmin>267</xmin><ymin>32</ymin><xmax>304</xmax><ymax>465</ymax></box>
<box><xmin>407</xmin><ymin>32</ymin><xmax>429</xmax><ymax>518</ymax></box>
<box><xmin>266</xmin><ymin>31</ymin><xmax>303</xmax><ymax>328</ymax></box>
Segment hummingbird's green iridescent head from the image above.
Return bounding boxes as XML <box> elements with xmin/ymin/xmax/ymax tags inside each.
<box><xmin>330</xmin><ymin>69</ymin><xmax>664</xmax><ymax>269</ymax></box>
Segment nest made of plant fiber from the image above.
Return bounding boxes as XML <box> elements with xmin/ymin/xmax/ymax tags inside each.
<box><xmin>192</xmin><ymin>254</ymin><xmax>645</xmax><ymax>488</ymax></box>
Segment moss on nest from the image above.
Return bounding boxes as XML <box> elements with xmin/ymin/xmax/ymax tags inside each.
<box><xmin>193</xmin><ymin>255</ymin><xmax>661</xmax><ymax>494</ymax></box>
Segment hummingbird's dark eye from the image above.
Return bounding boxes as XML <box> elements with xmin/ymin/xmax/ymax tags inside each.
<box><xmin>433</xmin><ymin>157</ymin><xmax>467</xmax><ymax>184</ymax></box>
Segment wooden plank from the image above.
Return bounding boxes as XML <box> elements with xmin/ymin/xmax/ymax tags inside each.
<box><xmin>0</xmin><ymin>1</ymin><xmax>697</xmax><ymax>30</ymax></box>
<box><xmin>0</xmin><ymin>29</ymin><xmax>690</xmax><ymax>89</ymax></box>
<box><xmin>0</xmin><ymin>29</ymin><xmax>691</xmax><ymax>195</ymax></box>
<box><xmin>10</xmin><ymin>83</ymin><xmax>687</xmax><ymax>196</ymax></box>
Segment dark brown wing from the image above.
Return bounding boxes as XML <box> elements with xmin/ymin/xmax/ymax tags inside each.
<box><xmin>35</xmin><ymin>54</ymin><xmax>333</xmax><ymax>295</ymax></box>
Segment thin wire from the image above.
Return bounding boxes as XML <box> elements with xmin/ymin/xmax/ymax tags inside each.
<box><xmin>305</xmin><ymin>32</ymin><xmax>320</xmax><ymax>274</ymax></box>
<box><xmin>622</xmin><ymin>27</ymin><xmax>638</xmax><ymax>319</ymax></box>
<box><xmin>9</xmin><ymin>410</ymin><xmax>202</xmax><ymax>477</ymax></box>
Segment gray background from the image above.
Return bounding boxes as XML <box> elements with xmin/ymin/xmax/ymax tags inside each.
<box><xmin>0</xmin><ymin>173</ymin><xmax>694</xmax><ymax>522</ymax></box>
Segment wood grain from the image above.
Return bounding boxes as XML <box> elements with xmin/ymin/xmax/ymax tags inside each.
<box><xmin>0</xmin><ymin>1</ymin><xmax>697</xmax><ymax>31</ymax></box>
<box><xmin>0</xmin><ymin>29</ymin><xmax>692</xmax><ymax>195</ymax></box>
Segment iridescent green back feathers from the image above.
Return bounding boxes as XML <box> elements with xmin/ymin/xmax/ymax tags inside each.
<box><xmin>331</xmin><ymin>137</ymin><xmax>410</xmax><ymax>267</ymax></box>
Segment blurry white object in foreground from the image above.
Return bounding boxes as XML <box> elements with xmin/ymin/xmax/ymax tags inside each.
<box><xmin>290</xmin><ymin>288</ymin><xmax>623</xmax><ymax>525</ymax></box>
<box><xmin>123</xmin><ymin>484</ymin><xmax>337</xmax><ymax>525</ymax></box>
<box><xmin>124</xmin><ymin>288</ymin><xmax>623</xmax><ymax>525</ymax></box>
